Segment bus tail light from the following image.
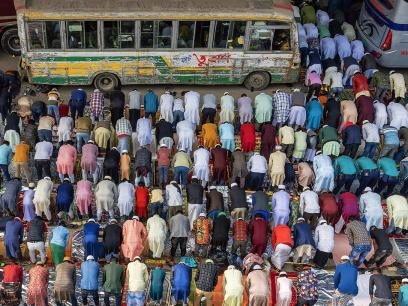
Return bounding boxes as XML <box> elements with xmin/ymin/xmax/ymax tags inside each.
<box><xmin>381</xmin><ymin>30</ymin><xmax>392</xmax><ymax>51</ymax></box>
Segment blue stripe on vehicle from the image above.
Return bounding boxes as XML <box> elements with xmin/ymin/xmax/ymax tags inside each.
<box><xmin>365</xmin><ymin>0</ymin><xmax>408</xmax><ymax>31</ymax></box>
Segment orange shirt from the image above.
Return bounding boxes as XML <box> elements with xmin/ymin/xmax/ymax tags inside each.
<box><xmin>13</xmin><ymin>143</ymin><xmax>30</xmax><ymax>162</ymax></box>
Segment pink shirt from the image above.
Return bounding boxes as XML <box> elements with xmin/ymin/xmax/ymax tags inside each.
<box><xmin>56</xmin><ymin>144</ymin><xmax>77</xmax><ymax>174</ymax></box>
<box><xmin>76</xmin><ymin>179</ymin><xmax>93</xmax><ymax>214</ymax></box>
<box><xmin>81</xmin><ymin>143</ymin><xmax>98</xmax><ymax>172</ymax></box>
<box><xmin>157</xmin><ymin>147</ymin><xmax>171</xmax><ymax>167</ymax></box>
<box><xmin>308</xmin><ymin>72</ymin><xmax>322</xmax><ymax>86</ymax></box>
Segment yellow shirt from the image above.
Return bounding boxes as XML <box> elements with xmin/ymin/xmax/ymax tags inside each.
<box><xmin>13</xmin><ymin>143</ymin><xmax>30</xmax><ymax>162</ymax></box>
<box><xmin>151</xmin><ymin>189</ymin><xmax>164</xmax><ymax>203</ymax></box>
<box><xmin>278</xmin><ymin>126</ymin><xmax>295</xmax><ymax>144</ymax></box>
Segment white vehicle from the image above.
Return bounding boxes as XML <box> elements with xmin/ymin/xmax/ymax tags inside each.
<box><xmin>356</xmin><ymin>0</ymin><xmax>408</xmax><ymax>68</ymax></box>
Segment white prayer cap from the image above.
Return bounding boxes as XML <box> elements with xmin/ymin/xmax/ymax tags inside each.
<box><xmin>94</xmin><ymin>88</ymin><xmax>100</xmax><ymax>92</ymax></box>
<box><xmin>363</xmin><ymin>120</ymin><xmax>369</xmax><ymax>124</ymax></box>
<box><xmin>279</xmin><ymin>271</ymin><xmax>287</xmax><ymax>276</ymax></box>
<box><xmin>210</xmin><ymin>186</ymin><xmax>217</xmax><ymax>190</ymax></box>
<box><xmin>389</xmin><ymin>70</ymin><xmax>396</xmax><ymax>75</ymax></box>
<box><xmin>160</xmin><ymin>143</ymin><xmax>167</xmax><ymax>148</ymax></box>
<box><xmin>403</xmin><ymin>278</ymin><xmax>408</xmax><ymax>283</ymax></box>
<box><xmin>363</xmin><ymin>187</ymin><xmax>372</xmax><ymax>192</ymax></box>
<box><xmin>63</xmin><ymin>177</ymin><xmax>71</xmax><ymax>182</ymax></box>
<box><xmin>341</xmin><ymin>255</ymin><xmax>350</xmax><ymax>261</ymax></box>
<box><xmin>170</xmin><ymin>180</ymin><xmax>177</xmax><ymax>184</ymax></box>
<box><xmin>297</xmin><ymin>217</ymin><xmax>305</xmax><ymax>222</ymax></box>
<box><xmin>252</xmin><ymin>264</ymin><xmax>262</xmax><ymax>270</ymax></box>
<box><xmin>29</xmin><ymin>182</ymin><xmax>35</xmax><ymax>188</ymax></box>
<box><xmin>303</xmin><ymin>186</ymin><xmax>310</xmax><ymax>191</ymax></box>
<box><xmin>134</xmin><ymin>256</ymin><xmax>141</xmax><ymax>261</ymax></box>
<box><xmin>319</xmin><ymin>219</ymin><xmax>327</xmax><ymax>225</ymax></box>
<box><xmin>86</xmin><ymin>255</ymin><xmax>95</xmax><ymax>261</ymax></box>
<box><xmin>44</xmin><ymin>176</ymin><xmax>51</xmax><ymax>180</ymax></box>
<box><xmin>104</xmin><ymin>175</ymin><xmax>112</xmax><ymax>180</ymax></box>
<box><xmin>199</xmin><ymin>212</ymin><xmax>206</xmax><ymax>217</ymax></box>
<box><xmin>278</xmin><ymin>185</ymin><xmax>286</xmax><ymax>190</ymax></box>
<box><xmin>275</xmin><ymin>145</ymin><xmax>282</xmax><ymax>150</ymax></box>
<box><xmin>109</xmin><ymin>218</ymin><xmax>118</xmax><ymax>223</ymax></box>
<box><xmin>88</xmin><ymin>218</ymin><xmax>96</xmax><ymax>223</ymax></box>
<box><xmin>132</xmin><ymin>216</ymin><xmax>140</xmax><ymax>221</ymax></box>
<box><xmin>192</xmin><ymin>176</ymin><xmax>198</xmax><ymax>179</ymax></box>
<box><xmin>227</xmin><ymin>265</ymin><xmax>236</xmax><ymax>269</ymax></box>
<box><xmin>88</xmin><ymin>139</ymin><xmax>94</xmax><ymax>144</ymax></box>
<box><xmin>230</xmin><ymin>183</ymin><xmax>238</xmax><ymax>187</ymax></box>
<box><xmin>121</xmin><ymin>150</ymin><xmax>128</xmax><ymax>154</ymax></box>
<box><xmin>224</xmin><ymin>92</ymin><xmax>230</xmax><ymax>95</ymax></box>
<box><xmin>353</xmin><ymin>70</ymin><xmax>361</xmax><ymax>75</ymax></box>
<box><xmin>315</xmin><ymin>150</ymin><xmax>322</xmax><ymax>155</ymax></box>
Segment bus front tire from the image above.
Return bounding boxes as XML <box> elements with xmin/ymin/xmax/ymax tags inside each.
<box><xmin>94</xmin><ymin>73</ymin><xmax>119</xmax><ymax>92</ymax></box>
<box><xmin>1</xmin><ymin>28</ymin><xmax>21</xmax><ymax>56</ymax></box>
<box><xmin>244</xmin><ymin>71</ymin><xmax>270</xmax><ymax>91</ymax></box>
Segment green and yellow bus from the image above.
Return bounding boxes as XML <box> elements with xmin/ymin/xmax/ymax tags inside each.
<box><xmin>16</xmin><ymin>0</ymin><xmax>300</xmax><ymax>91</ymax></box>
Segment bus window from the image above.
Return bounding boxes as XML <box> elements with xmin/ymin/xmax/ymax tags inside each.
<box><xmin>249</xmin><ymin>26</ymin><xmax>272</xmax><ymax>51</ymax></box>
<box><xmin>141</xmin><ymin>21</ymin><xmax>172</xmax><ymax>48</ymax></box>
<box><xmin>177</xmin><ymin>21</ymin><xmax>210</xmax><ymax>48</ymax></box>
<box><xmin>27</xmin><ymin>21</ymin><xmax>61</xmax><ymax>49</ymax></box>
<box><xmin>67</xmin><ymin>21</ymin><xmax>98</xmax><ymax>49</ymax></box>
<box><xmin>157</xmin><ymin>21</ymin><xmax>172</xmax><ymax>48</ymax></box>
<box><xmin>214</xmin><ymin>21</ymin><xmax>246</xmax><ymax>49</ymax></box>
<box><xmin>104</xmin><ymin>21</ymin><xmax>135</xmax><ymax>49</ymax></box>
<box><xmin>141</xmin><ymin>21</ymin><xmax>154</xmax><ymax>48</ymax></box>
<box><xmin>272</xmin><ymin>28</ymin><xmax>291</xmax><ymax>51</ymax></box>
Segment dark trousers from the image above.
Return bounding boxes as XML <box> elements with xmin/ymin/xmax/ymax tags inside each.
<box><xmin>362</xmin><ymin>142</ymin><xmax>378</xmax><ymax>159</ymax></box>
<box><xmin>313</xmin><ymin>249</ymin><xmax>331</xmax><ymax>268</ymax></box>
<box><xmin>38</xmin><ymin>129</ymin><xmax>52</xmax><ymax>142</ymax></box>
<box><xmin>400</xmin><ymin>179</ymin><xmax>408</xmax><ymax>196</ymax></box>
<box><xmin>375</xmin><ymin>175</ymin><xmax>398</xmax><ymax>197</ymax></box>
<box><xmin>212</xmin><ymin>167</ymin><xmax>226</xmax><ymax>185</ymax></box>
<box><xmin>145</xmin><ymin>112</ymin><xmax>157</xmax><ymax>126</ymax></box>
<box><xmin>171</xmin><ymin>237</ymin><xmax>187</xmax><ymax>257</ymax></box>
<box><xmin>56</xmin><ymin>293</ymin><xmax>78</xmax><ymax>306</ymax></box>
<box><xmin>70</xmin><ymin>101</ymin><xmax>85</xmax><ymax>119</ymax></box>
<box><xmin>231</xmin><ymin>240</ymin><xmax>247</xmax><ymax>257</ymax></box>
<box><xmin>110</xmin><ymin>108</ymin><xmax>123</xmax><ymax>127</ymax></box>
<box><xmin>81</xmin><ymin>289</ymin><xmax>99</xmax><ymax>306</ymax></box>
<box><xmin>356</xmin><ymin>169</ymin><xmax>380</xmax><ymax>195</ymax></box>
<box><xmin>281</xmin><ymin>144</ymin><xmax>294</xmax><ymax>158</ymax></box>
<box><xmin>307</xmin><ymin>84</ymin><xmax>321</xmax><ymax>101</ymax></box>
<box><xmin>303</xmin><ymin>212</ymin><xmax>320</xmax><ymax>229</ymax></box>
<box><xmin>128</xmin><ymin>108</ymin><xmax>140</xmax><ymax>131</ymax></box>
<box><xmin>5</xmin><ymin>244</ymin><xmax>23</xmax><ymax>261</ymax></box>
<box><xmin>245</xmin><ymin>172</ymin><xmax>265</xmax><ymax>190</ymax></box>
<box><xmin>104</xmin><ymin>165</ymin><xmax>119</xmax><ymax>184</ymax></box>
<box><xmin>300</xmin><ymin>47</ymin><xmax>309</xmax><ymax>68</ymax></box>
<box><xmin>35</xmin><ymin>159</ymin><xmax>51</xmax><ymax>179</ymax></box>
<box><xmin>343</xmin><ymin>143</ymin><xmax>360</xmax><ymax>158</ymax></box>
<box><xmin>173</xmin><ymin>110</ymin><xmax>184</xmax><ymax>130</ymax></box>
<box><xmin>0</xmin><ymin>164</ymin><xmax>10</xmax><ymax>181</ymax></box>
<box><xmin>103</xmin><ymin>292</ymin><xmax>122</xmax><ymax>306</ymax></box>
<box><xmin>296</xmin><ymin>297</ymin><xmax>317</xmax><ymax>306</ymax></box>
<box><xmin>333</xmin><ymin>174</ymin><xmax>356</xmax><ymax>194</ymax></box>
<box><xmin>364</xmin><ymin>249</ymin><xmax>392</xmax><ymax>268</ymax></box>
<box><xmin>250</xmin><ymin>242</ymin><xmax>267</xmax><ymax>257</ymax></box>
<box><xmin>31</xmin><ymin>106</ymin><xmax>45</xmax><ymax>123</ymax></box>
<box><xmin>202</xmin><ymin>108</ymin><xmax>216</xmax><ymax>124</ymax></box>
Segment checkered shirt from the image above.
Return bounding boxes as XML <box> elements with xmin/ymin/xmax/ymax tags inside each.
<box><xmin>115</xmin><ymin>117</ymin><xmax>132</xmax><ymax>136</ymax></box>
<box><xmin>272</xmin><ymin>91</ymin><xmax>291</xmax><ymax>123</ymax></box>
<box><xmin>89</xmin><ymin>91</ymin><xmax>104</xmax><ymax>116</ymax></box>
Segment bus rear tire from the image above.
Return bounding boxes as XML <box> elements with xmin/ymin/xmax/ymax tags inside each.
<box><xmin>94</xmin><ymin>73</ymin><xmax>119</xmax><ymax>92</ymax></box>
<box><xmin>1</xmin><ymin>28</ymin><xmax>21</xmax><ymax>56</ymax></box>
<box><xmin>244</xmin><ymin>71</ymin><xmax>270</xmax><ymax>91</ymax></box>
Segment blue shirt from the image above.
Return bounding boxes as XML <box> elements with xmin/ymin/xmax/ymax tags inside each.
<box><xmin>334</xmin><ymin>261</ymin><xmax>358</xmax><ymax>295</ymax></box>
<box><xmin>381</xmin><ymin>125</ymin><xmax>399</xmax><ymax>145</ymax></box>
<box><xmin>4</xmin><ymin>219</ymin><xmax>24</xmax><ymax>244</ymax></box>
<box><xmin>144</xmin><ymin>90</ymin><xmax>159</xmax><ymax>113</ymax></box>
<box><xmin>342</xmin><ymin>124</ymin><xmax>361</xmax><ymax>145</ymax></box>
<box><xmin>50</xmin><ymin>225</ymin><xmax>70</xmax><ymax>248</ymax></box>
<box><xmin>320</xmin><ymin>37</ymin><xmax>336</xmax><ymax>60</ymax></box>
<box><xmin>334</xmin><ymin>155</ymin><xmax>357</xmax><ymax>176</ymax></box>
<box><xmin>355</xmin><ymin>157</ymin><xmax>378</xmax><ymax>171</ymax></box>
<box><xmin>377</xmin><ymin>157</ymin><xmax>399</xmax><ymax>177</ymax></box>
<box><xmin>172</xmin><ymin>263</ymin><xmax>192</xmax><ymax>291</ymax></box>
<box><xmin>83</xmin><ymin>222</ymin><xmax>100</xmax><ymax>244</ymax></box>
<box><xmin>80</xmin><ymin>260</ymin><xmax>100</xmax><ymax>290</ymax></box>
<box><xmin>70</xmin><ymin>89</ymin><xmax>87</xmax><ymax>103</ymax></box>
<box><xmin>56</xmin><ymin>181</ymin><xmax>74</xmax><ymax>208</ymax></box>
<box><xmin>0</xmin><ymin>144</ymin><xmax>13</xmax><ymax>165</ymax></box>
<box><xmin>399</xmin><ymin>284</ymin><xmax>408</xmax><ymax>306</ymax></box>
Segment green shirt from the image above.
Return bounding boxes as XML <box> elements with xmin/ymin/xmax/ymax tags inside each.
<box><xmin>319</xmin><ymin>126</ymin><xmax>338</xmax><ymax>145</ymax></box>
<box><xmin>318</xmin><ymin>25</ymin><xmax>331</xmax><ymax>39</ymax></box>
<box><xmin>377</xmin><ymin>157</ymin><xmax>399</xmax><ymax>177</ymax></box>
<box><xmin>103</xmin><ymin>262</ymin><xmax>124</xmax><ymax>294</ymax></box>
<box><xmin>355</xmin><ymin>157</ymin><xmax>378</xmax><ymax>171</ymax></box>
<box><xmin>301</xmin><ymin>5</ymin><xmax>317</xmax><ymax>24</ymax></box>
<box><xmin>371</xmin><ymin>71</ymin><xmax>390</xmax><ymax>89</ymax></box>
<box><xmin>334</xmin><ymin>155</ymin><xmax>357</xmax><ymax>176</ymax></box>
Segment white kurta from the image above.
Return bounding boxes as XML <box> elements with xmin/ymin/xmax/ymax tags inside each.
<box><xmin>176</xmin><ymin>120</ymin><xmax>195</xmax><ymax>152</ymax></box>
<box><xmin>387</xmin><ymin>102</ymin><xmax>408</xmax><ymax>129</ymax></box>
<box><xmin>276</xmin><ymin>277</ymin><xmax>292</xmax><ymax>306</ymax></box>
<box><xmin>117</xmin><ymin>181</ymin><xmax>135</xmax><ymax>217</ymax></box>
<box><xmin>220</xmin><ymin>95</ymin><xmax>235</xmax><ymax>123</ymax></box>
<box><xmin>184</xmin><ymin>91</ymin><xmax>200</xmax><ymax>125</ymax></box>
<box><xmin>32</xmin><ymin>178</ymin><xmax>53</xmax><ymax>220</ymax></box>
<box><xmin>193</xmin><ymin>148</ymin><xmax>210</xmax><ymax>181</ymax></box>
<box><xmin>57</xmin><ymin>117</ymin><xmax>73</xmax><ymax>142</ymax></box>
<box><xmin>95</xmin><ymin>180</ymin><xmax>118</xmax><ymax>212</ymax></box>
<box><xmin>373</xmin><ymin>101</ymin><xmax>387</xmax><ymax>129</ymax></box>
<box><xmin>146</xmin><ymin>215</ymin><xmax>167</xmax><ymax>258</ymax></box>
<box><xmin>313</xmin><ymin>154</ymin><xmax>334</xmax><ymax>192</ymax></box>
<box><xmin>159</xmin><ymin>93</ymin><xmax>174</xmax><ymax>123</ymax></box>
<box><xmin>271</xmin><ymin>243</ymin><xmax>292</xmax><ymax>270</ymax></box>
<box><xmin>390</xmin><ymin>73</ymin><xmax>407</xmax><ymax>98</ymax></box>
<box><xmin>223</xmin><ymin>268</ymin><xmax>244</xmax><ymax>306</ymax></box>
<box><xmin>136</xmin><ymin>118</ymin><xmax>152</xmax><ymax>146</ymax></box>
<box><xmin>359</xmin><ymin>191</ymin><xmax>383</xmax><ymax>230</ymax></box>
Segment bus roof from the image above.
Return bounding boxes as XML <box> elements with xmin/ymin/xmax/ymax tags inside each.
<box><xmin>16</xmin><ymin>0</ymin><xmax>294</xmax><ymax>21</ymax></box>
